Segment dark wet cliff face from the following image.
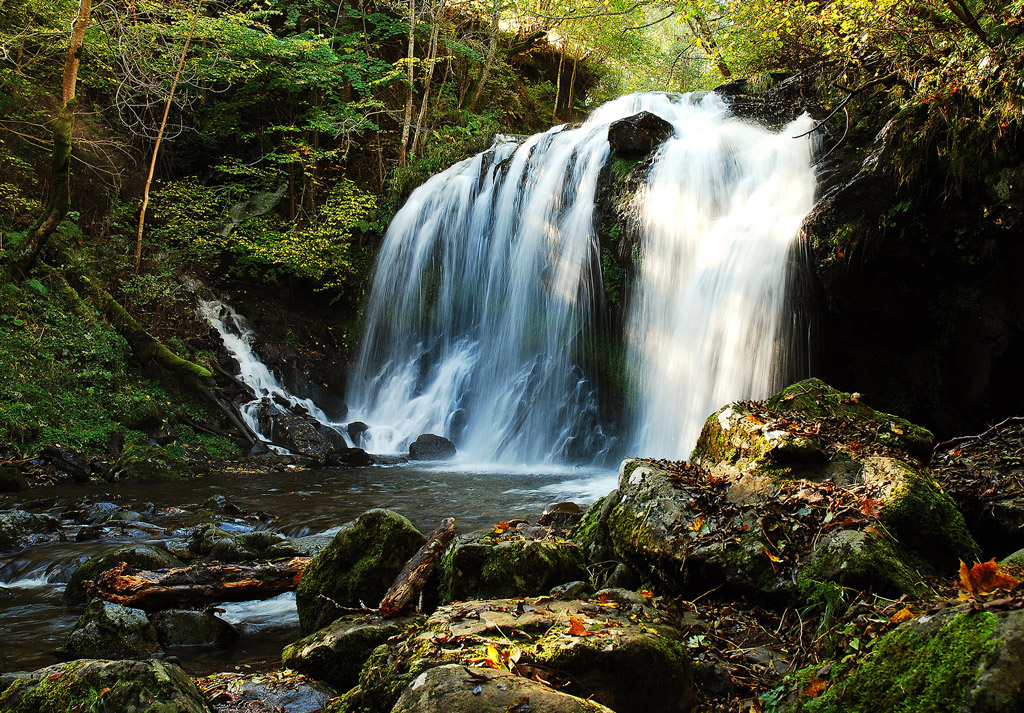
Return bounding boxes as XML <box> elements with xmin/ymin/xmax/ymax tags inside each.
<box><xmin>720</xmin><ymin>74</ymin><xmax>1024</xmax><ymax>439</ymax></box>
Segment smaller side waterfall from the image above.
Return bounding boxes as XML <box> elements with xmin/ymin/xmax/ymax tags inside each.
<box><xmin>198</xmin><ymin>299</ymin><xmax>347</xmax><ymax>447</ymax></box>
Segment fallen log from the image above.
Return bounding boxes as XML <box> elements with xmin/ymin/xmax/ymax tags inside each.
<box><xmin>84</xmin><ymin>557</ymin><xmax>310</xmax><ymax>612</ymax></box>
<box><xmin>379</xmin><ymin>517</ymin><xmax>456</xmax><ymax>618</ymax></box>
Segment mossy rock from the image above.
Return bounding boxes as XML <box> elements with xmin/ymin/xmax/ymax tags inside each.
<box><xmin>332</xmin><ymin>596</ymin><xmax>694</xmax><ymax>713</ymax></box>
<box><xmin>783</xmin><ymin>608</ymin><xmax>1024</xmax><ymax>712</ymax></box>
<box><xmin>282</xmin><ymin>613</ymin><xmax>421</xmax><ymax>691</ymax></box>
<box><xmin>437</xmin><ymin>535</ymin><xmax>588</xmax><ymax>603</ymax></box>
<box><xmin>391</xmin><ymin>664</ymin><xmax>616</xmax><ymax>713</ymax></box>
<box><xmin>150</xmin><ymin>609</ymin><xmax>239</xmax><ymax>649</ymax></box>
<box><xmin>109</xmin><ymin>442</ymin><xmax>195</xmax><ymax>481</ymax></box>
<box><xmin>0</xmin><ymin>659</ymin><xmax>213</xmax><ymax>712</ymax></box>
<box><xmin>64</xmin><ymin>543</ymin><xmax>183</xmax><ymax>604</ymax></box>
<box><xmin>296</xmin><ymin>509</ymin><xmax>425</xmax><ymax>633</ymax></box>
<box><xmin>186</xmin><ymin>523</ymin><xmax>294</xmax><ymax>563</ymax></box>
<box><xmin>0</xmin><ymin>466</ymin><xmax>27</xmax><ymax>492</ymax></box>
<box><xmin>56</xmin><ymin>599</ymin><xmax>160</xmax><ymax>660</ymax></box>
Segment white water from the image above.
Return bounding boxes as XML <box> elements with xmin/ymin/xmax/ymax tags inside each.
<box><xmin>199</xmin><ymin>300</ymin><xmax>348</xmax><ymax>446</ymax></box>
<box><xmin>346</xmin><ymin>92</ymin><xmax>816</xmax><ymax>463</ymax></box>
<box><xmin>627</xmin><ymin>97</ymin><xmax>817</xmax><ymax>459</ymax></box>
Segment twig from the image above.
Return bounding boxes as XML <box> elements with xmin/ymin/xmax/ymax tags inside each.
<box><xmin>934</xmin><ymin>416</ymin><xmax>1024</xmax><ymax>452</ymax></box>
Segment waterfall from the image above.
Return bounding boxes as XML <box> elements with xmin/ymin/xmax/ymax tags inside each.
<box><xmin>349</xmin><ymin>92</ymin><xmax>816</xmax><ymax>464</ymax></box>
<box><xmin>199</xmin><ymin>299</ymin><xmax>344</xmax><ymax>446</ymax></box>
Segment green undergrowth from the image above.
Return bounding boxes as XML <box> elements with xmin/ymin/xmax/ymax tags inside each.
<box><xmin>0</xmin><ymin>266</ymin><xmax>233</xmax><ymax>459</ymax></box>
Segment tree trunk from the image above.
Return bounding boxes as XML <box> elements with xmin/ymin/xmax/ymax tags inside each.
<box><xmin>398</xmin><ymin>0</ymin><xmax>418</xmax><ymax>167</ymax></box>
<box><xmin>378</xmin><ymin>518</ymin><xmax>455</xmax><ymax>617</ymax></box>
<box><xmin>687</xmin><ymin>12</ymin><xmax>731</xmax><ymax>79</ymax></box>
<box><xmin>13</xmin><ymin>0</ymin><xmax>91</xmax><ymax>277</ymax></box>
<box><xmin>411</xmin><ymin>0</ymin><xmax>447</xmax><ymax>158</ymax></box>
<box><xmin>85</xmin><ymin>558</ymin><xmax>311</xmax><ymax>612</ymax></box>
<box><xmin>466</xmin><ymin>0</ymin><xmax>500</xmax><ymax>112</ymax></box>
<box><xmin>553</xmin><ymin>49</ymin><xmax>565</xmax><ymax>120</ymax></box>
<box><xmin>135</xmin><ymin>0</ymin><xmax>203</xmax><ymax>273</ymax></box>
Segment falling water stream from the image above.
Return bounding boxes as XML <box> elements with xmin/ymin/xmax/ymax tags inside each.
<box><xmin>349</xmin><ymin>91</ymin><xmax>816</xmax><ymax>463</ymax></box>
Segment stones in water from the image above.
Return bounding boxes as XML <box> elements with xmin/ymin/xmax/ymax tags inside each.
<box><xmin>0</xmin><ymin>510</ymin><xmax>65</xmax><ymax>553</ymax></box>
<box><xmin>408</xmin><ymin>433</ymin><xmax>456</xmax><ymax>461</ymax></box>
<box><xmin>391</xmin><ymin>664</ymin><xmax>616</xmax><ymax>713</ymax></box>
<box><xmin>150</xmin><ymin>609</ymin><xmax>240</xmax><ymax>649</ymax></box>
<box><xmin>0</xmin><ymin>659</ymin><xmax>213</xmax><ymax>712</ymax></box>
<box><xmin>296</xmin><ymin>508</ymin><xmax>425</xmax><ymax>633</ymax></box>
<box><xmin>56</xmin><ymin>600</ymin><xmax>160</xmax><ymax>660</ymax></box>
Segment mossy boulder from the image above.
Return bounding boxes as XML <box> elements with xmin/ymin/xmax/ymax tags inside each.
<box><xmin>391</xmin><ymin>664</ymin><xmax>616</xmax><ymax>713</ymax></box>
<box><xmin>108</xmin><ymin>442</ymin><xmax>195</xmax><ymax>481</ymax></box>
<box><xmin>296</xmin><ymin>508</ymin><xmax>425</xmax><ymax>633</ymax></box>
<box><xmin>282</xmin><ymin>613</ymin><xmax>421</xmax><ymax>690</ymax></box>
<box><xmin>150</xmin><ymin>609</ymin><xmax>239</xmax><ymax>649</ymax></box>
<box><xmin>0</xmin><ymin>510</ymin><xmax>65</xmax><ymax>552</ymax></box>
<box><xmin>334</xmin><ymin>596</ymin><xmax>695</xmax><ymax>713</ymax></box>
<box><xmin>0</xmin><ymin>659</ymin><xmax>213</xmax><ymax>712</ymax></box>
<box><xmin>186</xmin><ymin>523</ymin><xmax>298</xmax><ymax>563</ymax></box>
<box><xmin>64</xmin><ymin>543</ymin><xmax>183</xmax><ymax>604</ymax></box>
<box><xmin>0</xmin><ymin>466</ymin><xmax>27</xmax><ymax>492</ymax></box>
<box><xmin>437</xmin><ymin>535</ymin><xmax>588</xmax><ymax>603</ymax></box>
<box><xmin>783</xmin><ymin>608</ymin><xmax>1024</xmax><ymax>712</ymax></box>
<box><xmin>56</xmin><ymin>599</ymin><xmax>160</xmax><ymax>660</ymax></box>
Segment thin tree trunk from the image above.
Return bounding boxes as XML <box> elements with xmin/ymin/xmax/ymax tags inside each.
<box><xmin>13</xmin><ymin>0</ymin><xmax>91</xmax><ymax>277</ymax></box>
<box><xmin>411</xmin><ymin>0</ymin><xmax>446</xmax><ymax>158</ymax></box>
<box><xmin>466</xmin><ymin>0</ymin><xmax>499</xmax><ymax>112</ymax></box>
<box><xmin>135</xmin><ymin>0</ymin><xmax>203</xmax><ymax>273</ymax></box>
<box><xmin>567</xmin><ymin>48</ymin><xmax>578</xmax><ymax>116</ymax></box>
<box><xmin>942</xmin><ymin>0</ymin><xmax>993</xmax><ymax>46</ymax></box>
<box><xmin>398</xmin><ymin>0</ymin><xmax>417</xmax><ymax>166</ymax></box>
<box><xmin>553</xmin><ymin>49</ymin><xmax>564</xmax><ymax>121</ymax></box>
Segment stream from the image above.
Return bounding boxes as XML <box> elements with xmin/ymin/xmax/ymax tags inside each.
<box><xmin>0</xmin><ymin>461</ymin><xmax>611</xmax><ymax>675</ymax></box>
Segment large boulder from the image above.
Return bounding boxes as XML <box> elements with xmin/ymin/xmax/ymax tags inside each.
<box><xmin>150</xmin><ymin>609</ymin><xmax>239</xmax><ymax>649</ymax></box>
<box><xmin>0</xmin><ymin>510</ymin><xmax>65</xmax><ymax>552</ymax></box>
<box><xmin>65</xmin><ymin>543</ymin><xmax>183</xmax><ymax>604</ymax></box>
<box><xmin>607</xmin><ymin>111</ymin><xmax>675</xmax><ymax>160</ymax></box>
<box><xmin>783</xmin><ymin>607</ymin><xmax>1024</xmax><ymax>712</ymax></box>
<box><xmin>391</xmin><ymin>664</ymin><xmax>616</xmax><ymax>713</ymax></box>
<box><xmin>335</xmin><ymin>595</ymin><xmax>695</xmax><ymax>713</ymax></box>
<box><xmin>408</xmin><ymin>434</ymin><xmax>456</xmax><ymax>461</ymax></box>
<box><xmin>296</xmin><ymin>509</ymin><xmax>425</xmax><ymax>633</ymax></box>
<box><xmin>56</xmin><ymin>599</ymin><xmax>160</xmax><ymax>660</ymax></box>
<box><xmin>257</xmin><ymin>404</ymin><xmax>333</xmax><ymax>461</ymax></box>
<box><xmin>437</xmin><ymin>534</ymin><xmax>588</xmax><ymax>603</ymax></box>
<box><xmin>282</xmin><ymin>614</ymin><xmax>421</xmax><ymax>690</ymax></box>
<box><xmin>0</xmin><ymin>659</ymin><xmax>213</xmax><ymax>712</ymax></box>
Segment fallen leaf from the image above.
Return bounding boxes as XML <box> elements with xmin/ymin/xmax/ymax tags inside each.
<box><xmin>804</xmin><ymin>679</ymin><xmax>827</xmax><ymax>698</ymax></box>
<box><xmin>567</xmin><ymin>615</ymin><xmax>594</xmax><ymax>637</ymax></box>
<box><xmin>639</xmin><ymin>589</ymin><xmax>654</xmax><ymax>598</ymax></box>
<box><xmin>888</xmin><ymin>606</ymin><xmax>915</xmax><ymax>624</ymax></box>
<box><xmin>484</xmin><ymin>644</ymin><xmax>505</xmax><ymax>669</ymax></box>
<box><xmin>493</xmin><ymin>521</ymin><xmax>511</xmax><ymax>535</ymax></box>
<box><xmin>764</xmin><ymin>547</ymin><xmax>782</xmax><ymax>563</ymax></box>
<box><xmin>859</xmin><ymin>498</ymin><xmax>881</xmax><ymax>518</ymax></box>
<box><xmin>959</xmin><ymin>559</ymin><xmax>1021</xmax><ymax>598</ymax></box>
<box><xmin>689</xmin><ymin>516</ymin><xmax>705</xmax><ymax>532</ymax></box>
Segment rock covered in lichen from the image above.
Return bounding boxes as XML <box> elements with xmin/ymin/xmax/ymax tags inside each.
<box><xmin>282</xmin><ymin>613</ymin><xmax>421</xmax><ymax>691</ymax></box>
<box><xmin>0</xmin><ymin>510</ymin><xmax>65</xmax><ymax>553</ymax></box>
<box><xmin>783</xmin><ymin>607</ymin><xmax>1024</xmax><ymax>712</ymax></box>
<box><xmin>0</xmin><ymin>659</ymin><xmax>213</xmax><ymax>712</ymax></box>
<box><xmin>436</xmin><ymin>534</ymin><xmax>588</xmax><ymax>603</ymax></box>
<box><xmin>56</xmin><ymin>599</ymin><xmax>160</xmax><ymax>660</ymax></box>
<box><xmin>391</xmin><ymin>664</ymin><xmax>617</xmax><ymax>713</ymax></box>
<box><xmin>296</xmin><ymin>509</ymin><xmax>425</xmax><ymax>633</ymax></box>
<box><xmin>333</xmin><ymin>595</ymin><xmax>695</xmax><ymax>713</ymax></box>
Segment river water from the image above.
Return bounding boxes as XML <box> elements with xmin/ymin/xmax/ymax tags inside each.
<box><xmin>0</xmin><ymin>461</ymin><xmax>610</xmax><ymax>674</ymax></box>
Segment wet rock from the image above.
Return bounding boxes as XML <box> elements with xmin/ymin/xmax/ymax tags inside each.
<box><xmin>550</xmin><ymin>580</ymin><xmax>595</xmax><ymax>599</ymax></box>
<box><xmin>539</xmin><ymin>501</ymin><xmax>584</xmax><ymax>533</ymax></box>
<box><xmin>391</xmin><ymin>664</ymin><xmax>616</xmax><ymax>713</ymax></box>
<box><xmin>607</xmin><ymin>111</ymin><xmax>675</xmax><ymax>160</ymax></box>
<box><xmin>408</xmin><ymin>433</ymin><xmax>456</xmax><ymax>461</ymax></box>
<box><xmin>782</xmin><ymin>607</ymin><xmax>1024</xmax><ymax>712</ymax></box>
<box><xmin>62</xmin><ymin>500</ymin><xmax>121</xmax><ymax>524</ymax></box>
<box><xmin>296</xmin><ymin>509</ymin><xmax>425</xmax><ymax>633</ymax></box>
<box><xmin>257</xmin><ymin>405</ymin><xmax>333</xmax><ymax>461</ymax></box>
<box><xmin>282</xmin><ymin>613</ymin><xmax>420</xmax><ymax>690</ymax></box>
<box><xmin>57</xmin><ymin>599</ymin><xmax>161</xmax><ymax>660</ymax></box>
<box><xmin>0</xmin><ymin>659</ymin><xmax>213</xmax><ymax>712</ymax></box>
<box><xmin>0</xmin><ymin>510</ymin><xmax>65</xmax><ymax>552</ymax></box>
<box><xmin>40</xmin><ymin>445</ymin><xmax>92</xmax><ymax>482</ymax></box>
<box><xmin>330</xmin><ymin>446</ymin><xmax>374</xmax><ymax>467</ymax></box>
<box><xmin>437</xmin><ymin>534</ymin><xmax>588</xmax><ymax>603</ymax></box>
<box><xmin>342</xmin><ymin>596</ymin><xmax>695</xmax><ymax>713</ymax></box>
<box><xmin>150</xmin><ymin>610</ymin><xmax>239</xmax><ymax>649</ymax></box>
<box><xmin>348</xmin><ymin>421</ymin><xmax>369</xmax><ymax>445</ymax></box>
<box><xmin>65</xmin><ymin>543</ymin><xmax>183</xmax><ymax>604</ymax></box>
<box><xmin>202</xmin><ymin>671</ymin><xmax>335</xmax><ymax>713</ymax></box>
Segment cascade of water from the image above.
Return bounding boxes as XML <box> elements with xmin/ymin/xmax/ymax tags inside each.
<box><xmin>626</xmin><ymin>96</ymin><xmax>817</xmax><ymax>459</ymax></box>
<box><xmin>349</xmin><ymin>92</ymin><xmax>816</xmax><ymax>464</ymax></box>
<box><xmin>199</xmin><ymin>299</ymin><xmax>344</xmax><ymax>445</ymax></box>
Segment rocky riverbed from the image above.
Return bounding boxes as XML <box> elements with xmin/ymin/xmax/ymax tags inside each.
<box><xmin>3</xmin><ymin>379</ymin><xmax>1024</xmax><ymax>712</ymax></box>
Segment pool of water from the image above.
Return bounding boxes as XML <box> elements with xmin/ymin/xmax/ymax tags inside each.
<box><xmin>0</xmin><ymin>461</ymin><xmax>617</xmax><ymax>674</ymax></box>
